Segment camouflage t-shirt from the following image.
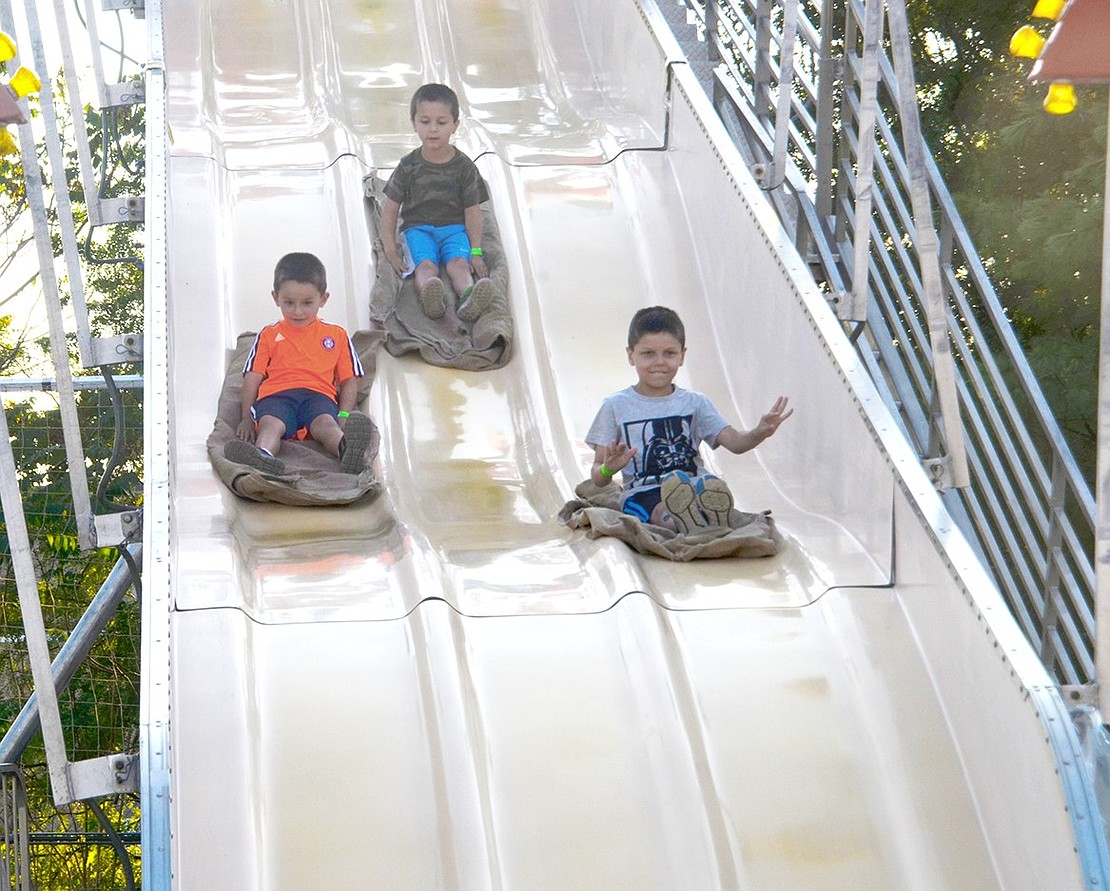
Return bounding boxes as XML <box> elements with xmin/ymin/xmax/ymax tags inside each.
<box><xmin>383</xmin><ymin>147</ymin><xmax>490</xmax><ymax>230</ymax></box>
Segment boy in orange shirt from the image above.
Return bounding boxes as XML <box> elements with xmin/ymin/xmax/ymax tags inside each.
<box><xmin>224</xmin><ymin>252</ymin><xmax>373</xmax><ymax>476</ymax></box>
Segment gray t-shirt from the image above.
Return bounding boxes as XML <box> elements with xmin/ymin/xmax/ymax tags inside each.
<box><xmin>585</xmin><ymin>386</ymin><xmax>729</xmax><ymax>494</ymax></box>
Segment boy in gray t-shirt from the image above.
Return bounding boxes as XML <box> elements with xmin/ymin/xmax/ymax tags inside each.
<box><xmin>586</xmin><ymin>306</ymin><xmax>792</xmax><ymax>533</ymax></box>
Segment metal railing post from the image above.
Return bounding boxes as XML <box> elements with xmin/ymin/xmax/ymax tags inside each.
<box><xmin>1095</xmin><ymin>89</ymin><xmax>1110</xmax><ymax>705</ymax></box>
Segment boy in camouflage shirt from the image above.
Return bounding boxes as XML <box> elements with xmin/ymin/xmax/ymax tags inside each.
<box><xmin>379</xmin><ymin>83</ymin><xmax>495</xmax><ymax>322</ymax></box>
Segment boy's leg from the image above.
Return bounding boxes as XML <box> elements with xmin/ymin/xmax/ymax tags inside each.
<box><xmin>458</xmin><ymin>276</ymin><xmax>496</xmax><ymax>323</ymax></box>
<box><xmin>659</xmin><ymin>471</ymin><xmax>710</xmax><ymax>534</ymax></box>
<box><xmin>223</xmin><ymin>413</ymin><xmax>289</xmax><ymax>474</ymax></box>
<box><xmin>439</xmin><ymin>227</ymin><xmax>494</xmax><ymax>322</ymax></box>
<box><xmin>254</xmin><ymin>415</ymin><xmax>286</xmax><ymax>457</ymax></box>
<box><xmin>301</xmin><ymin>393</ymin><xmax>365</xmax><ymax>473</ymax></box>
<box><xmin>415</xmin><ymin>263</ymin><xmax>446</xmax><ymax>319</ymax></box>
<box><xmin>224</xmin><ymin>440</ymin><xmax>287</xmax><ymax>475</ymax></box>
<box><xmin>444</xmin><ymin>255</ymin><xmax>473</xmax><ymax>297</ymax></box>
<box><xmin>307</xmin><ymin>413</ymin><xmax>344</xmax><ymax>457</ymax></box>
<box><xmin>694</xmin><ymin>474</ymin><xmax>734</xmax><ymax>527</ymax></box>
<box><xmin>337</xmin><ymin>411</ymin><xmax>374</xmax><ymax>474</ymax></box>
<box><xmin>405</xmin><ymin>227</ymin><xmax>447</xmax><ymax>319</ymax></box>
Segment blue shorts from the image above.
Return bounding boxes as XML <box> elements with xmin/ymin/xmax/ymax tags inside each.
<box><xmin>403</xmin><ymin>224</ymin><xmax>471</xmax><ymax>267</ymax></box>
<box><xmin>620</xmin><ymin>485</ymin><xmax>662</xmax><ymax>523</ymax></box>
<box><xmin>252</xmin><ymin>388</ymin><xmax>337</xmax><ymax>439</ymax></box>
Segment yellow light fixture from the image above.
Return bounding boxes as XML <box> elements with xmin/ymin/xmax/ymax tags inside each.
<box><xmin>0</xmin><ymin>32</ymin><xmax>15</xmax><ymax>64</ymax></box>
<box><xmin>7</xmin><ymin>66</ymin><xmax>40</xmax><ymax>99</ymax></box>
<box><xmin>1043</xmin><ymin>81</ymin><xmax>1077</xmax><ymax>114</ymax></box>
<box><xmin>1031</xmin><ymin>0</ymin><xmax>1067</xmax><ymax>20</ymax></box>
<box><xmin>1010</xmin><ymin>25</ymin><xmax>1046</xmax><ymax>59</ymax></box>
<box><xmin>0</xmin><ymin>128</ymin><xmax>16</xmax><ymax>155</ymax></box>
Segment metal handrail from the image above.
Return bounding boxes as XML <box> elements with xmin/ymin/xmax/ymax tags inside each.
<box><xmin>677</xmin><ymin>0</ymin><xmax>1096</xmax><ymax>683</ymax></box>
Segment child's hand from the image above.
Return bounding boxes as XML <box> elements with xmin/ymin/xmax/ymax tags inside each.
<box><xmin>756</xmin><ymin>396</ymin><xmax>793</xmax><ymax>438</ymax></box>
<box><xmin>471</xmin><ymin>255</ymin><xmax>489</xmax><ymax>279</ymax></box>
<box><xmin>602</xmin><ymin>439</ymin><xmax>637</xmax><ymax>472</ymax></box>
<box><xmin>235</xmin><ymin>418</ymin><xmax>257</xmax><ymax>442</ymax></box>
<box><xmin>384</xmin><ymin>251</ymin><xmax>406</xmax><ymax>278</ymax></box>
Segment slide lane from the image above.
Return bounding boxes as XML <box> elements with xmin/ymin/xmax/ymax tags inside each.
<box><xmin>157</xmin><ymin>0</ymin><xmax>1098</xmax><ymax>887</ymax></box>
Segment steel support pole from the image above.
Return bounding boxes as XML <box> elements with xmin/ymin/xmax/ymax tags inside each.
<box><xmin>1095</xmin><ymin>90</ymin><xmax>1110</xmax><ymax>704</ymax></box>
<box><xmin>845</xmin><ymin>0</ymin><xmax>882</xmax><ymax>323</ymax></box>
<box><xmin>886</xmin><ymin>0</ymin><xmax>968</xmax><ymax>489</ymax></box>
<box><xmin>0</xmin><ymin>401</ymin><xmax>73</xmax><ymax>806</ymax></box>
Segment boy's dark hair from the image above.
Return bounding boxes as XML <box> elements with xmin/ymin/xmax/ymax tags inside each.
<box><xmin>628</xmin><ymin>306</ymin><xmax>685</xmax><ymax>349</ymax></box>
<box><xmin>273</xmin><ymin>252</ymin><xmax>327</xmax><ymax>293</ymax></box>
<box><xmin>410</xmin><ymin>83</ymin><xmax>460</xmax><ymax>122</ymax></box>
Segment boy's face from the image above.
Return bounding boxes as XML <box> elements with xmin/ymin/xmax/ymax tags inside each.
<box><xmin>412</xmin><ymin>100</ymin><xmax>459</xmax><ymax>151</ymax></box>
<box><xmin>627</xmin><ymin>331</ymin><xmax>686</xmax><ymax>397</ymax></box>
<box><xmin>272</xmin><ymin>280</ymin><xmax>329</xmax><ymax>328</ymax></box>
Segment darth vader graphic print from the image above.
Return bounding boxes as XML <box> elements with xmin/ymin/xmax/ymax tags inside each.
<box><xmin>624</xmin><ymin>413</ymin><xmax>699</xmax><ymax>483</ymax></box>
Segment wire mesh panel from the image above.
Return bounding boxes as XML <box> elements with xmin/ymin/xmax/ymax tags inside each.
<box><xmin>0</xmin><ymin>765</ymin><xmax>31</xmax><ymax>891</ymax></box>
<box><xmin>0</xmin><ymin>392</ymin><xmax>143</xmax><ymax>889</ymax></box>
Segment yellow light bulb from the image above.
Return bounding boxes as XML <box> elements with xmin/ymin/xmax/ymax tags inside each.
<box><xmin>7</xmin><ymin>66</ymin><xmax>40</xmax><ymax>99</ymax></box>
<box><xmin>1043</xmin><ymin>81</ymin><xmax>1077</xmax><ymax>114</ymax></box>
<box><xmin>1032</xmin><ymin>0</ymin><xmax>1067</xmax><ymax>20</ymax></box>
<box><xmin>1010</xmin><ymin>25</ymin><xmax>1046</xmax><ymax>59</ymax></box>
<box><xmin>0</xmin><ymin>32</ymin><xmax>15</xmax><ymax>64</ymax></box>
<box><xmin>0</xmin><ymin>128</ymin><xmax>16</xmax><ymax>155</ymax></box>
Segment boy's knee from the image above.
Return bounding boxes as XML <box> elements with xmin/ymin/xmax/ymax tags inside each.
<box><xmin>309</xmin><ymin>413</ymin><xmax>339</xmax><ymax>434</ymax></box>
<box><xmin>257</xmin><ymin>415</ymin><xmax>287</xmax><ymax>438</ymax></box>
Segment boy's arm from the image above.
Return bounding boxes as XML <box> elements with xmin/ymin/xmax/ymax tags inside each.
<box><xmin>463</xmin><ymin>204</ymin><xmax>488</xmax><ymax>278</ymax></box>
<box><xmin>335</xmin><ymin>376</ymin><xmax>359</xmax><ymax>426</ymax></box>
<box><xmin>236</xmin><ymin>372</ymin><xmax>264</xmax><ymax>441</ymax></box>
<box><xmin>715</xmin><ymin>396</ymin><xmax>793</xmax><ymax>454</ymax></box>
<box><xmin>590</xmin><ymin>441</ymin><xmax>637</xmax><ymax>488</ymax></box>
<box><xmin>379</xmin><ymin>197</ymin><xmax>405</xmax><ymax>277</ymax></box>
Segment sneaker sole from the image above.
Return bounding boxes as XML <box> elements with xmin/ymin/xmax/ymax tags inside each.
<box><xmin>224</xmin><ymin>439</ymin><xmax>286</xmax><ymax>476</ymax></box>
<box><xmin>661</xmin><ymin>471</ymin><xmax>709</xmax><ymax>534</ymax></box>
<box><xmin>696</xmin><ymin>476</ymin><xmax>734</xmax><ymax>527</ymax></box>
<box><xmin>420</xmin><ymin>277</ymin><xmax>446</xmax><ymax>319</ymax></box>
<box><xmin>339</xmin><ymin>411</ymin><xmax>373</xmax><ymax>474</ymax></box>
<box><xmin>458</xmin><ymin>277</ymin><xmax>496</xmax><ymax>322</ymax></box>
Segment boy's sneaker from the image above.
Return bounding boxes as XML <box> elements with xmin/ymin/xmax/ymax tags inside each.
<box><xmin>420</xmin><ymin>277</ymin><xmax>446</xmax><ymax>319</ymax></box>
<box><xmin>660</xmin><ymin>471</ymin><xmax>710</xmax><ymax>534</ymax></box>
<box><xmin>224</xmin><ymin>440</ymin><xmax>286</xmax><ymax>476</ymax></box>
<box><xmin>458</xmin><ymin>277</ymin><xmax>495</xmax><ymax>322</ymax></box>
<box><xmin>694</xmin><ymin>474</ymin><xmax>734</xmax><ymax>527</ymax></box>
<box><xmin>337</xmin><ymin>411</ymin><xmax>373</xmax><ymax>474</ymax></box>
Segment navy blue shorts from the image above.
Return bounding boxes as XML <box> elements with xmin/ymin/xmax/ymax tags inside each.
<box><xmin>252</xmin><ymin>388</ymin><xmax>337</xmax><ymax>439</ymax></box>
<box><xmin>620</xmin><ymin>485</ymin><xmax>662</xmax><ymax>523</ymax></box>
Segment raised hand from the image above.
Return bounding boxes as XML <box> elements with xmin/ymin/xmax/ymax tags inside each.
<box><xmin>756</xmin><ymin>396</ymin><xmax>793</xmax><ymax>439</ymax></box>
<box><xmin>601</xmin><ymin>439</ymin><xmax>637</xmax><ymax>473</ymax></box>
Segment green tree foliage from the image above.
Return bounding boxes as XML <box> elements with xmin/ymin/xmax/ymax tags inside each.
<box><xmin>909</xmin><ymin>0</ymin><xmax>1107</xmax><ymax>478</ymax></box>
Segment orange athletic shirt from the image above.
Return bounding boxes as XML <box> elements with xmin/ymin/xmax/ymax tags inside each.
<box><xmin>242</xmin><ymin>318</ymin><xmax>363</xmax><ymax>401</ymax></box>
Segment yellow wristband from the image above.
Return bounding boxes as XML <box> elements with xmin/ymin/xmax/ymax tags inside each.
<box><xmin>599</xmin><ymin>463</ymin><xmax>614</xmax><ymax>477</ymax></box>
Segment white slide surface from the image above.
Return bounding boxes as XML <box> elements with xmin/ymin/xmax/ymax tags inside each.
<box><xmin>155</xmin><ymin>1</ymin><xmax>1101</xmax><ymax>888</ymax></box>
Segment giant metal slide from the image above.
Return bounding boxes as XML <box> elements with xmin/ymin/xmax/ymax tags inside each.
<box><xmin>142</xmin><ymin>0</ymin><xmax>1109</xmax><ymax>887</ymax></box>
